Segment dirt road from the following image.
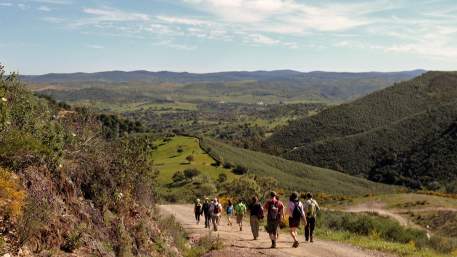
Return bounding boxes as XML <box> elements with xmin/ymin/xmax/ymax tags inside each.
<box><xmin>158</xmin><ymin>204</ymin><xmax>395</xmax><ymax>257</ymax></box>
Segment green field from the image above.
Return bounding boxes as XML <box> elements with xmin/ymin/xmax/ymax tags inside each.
<box><xmin>151</xmin><ymin>136</ymin><xmax>235</xmax><ymax>185</ymax></box>
<box><xmin>200</xmin><ymin>137</ymin><xmax>399</xmax><ymax>196</ymax></box>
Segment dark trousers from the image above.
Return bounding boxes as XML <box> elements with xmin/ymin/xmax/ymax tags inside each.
<box><xmin>305</xmin><ymin>217</ymin><xmax>316</xmax><ymax>241</ymax></box>
<box><xmin>195</xmin><ymin>212</ymin><xmax>201</xmax><ymax>223</ymax></box>
<box><xmin>204</xmin><ymin>214</ymin><xmax>210</xmax><ymax>228</ymax></box>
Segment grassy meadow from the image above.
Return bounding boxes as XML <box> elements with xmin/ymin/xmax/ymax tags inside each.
<box><xmin>152</xmin><ymin>136</ymin><xmax>234</xmax><ymax>185</ymax></box>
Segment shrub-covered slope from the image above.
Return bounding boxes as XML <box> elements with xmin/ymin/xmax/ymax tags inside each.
<box><xmin>0</xmin><ymin>68</ymin><xmax>187</xmax><ymax>256</ymax></box>
<box><xmin>200</xmin><ymin>138</ymin><xmax>398</xmax><ymax>196</ymax></box>
<box><xmin>265</xmin><ymin>72</ymin><xmax>457</xmax><ymax>153</ymax></box>
<box><xmin>266</xmin><ymin>71</ymin><xmax>457</xmax><ymax>189</ymax></box>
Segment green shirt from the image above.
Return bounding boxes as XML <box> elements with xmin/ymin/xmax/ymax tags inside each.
<box><xmin>234</xmin><ymin>202</ymin><xmax>247</xmax><ymax>215</ymax></box>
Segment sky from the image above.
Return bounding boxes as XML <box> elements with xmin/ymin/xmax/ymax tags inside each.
<box><xmin>1</xmin><ymin>0</ymin><xmax>457</xmax><ymax>74</ymax></box>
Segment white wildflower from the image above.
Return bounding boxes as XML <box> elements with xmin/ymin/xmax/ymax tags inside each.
<box><xmin>1</xmin><ymin>97</ymin><xmax>7</xmax><ymax>102</ymax></box>
<box><xmin>71</xmin><ymin>133</ymin><xmax>76</xmax><ymax>137</ymax></box>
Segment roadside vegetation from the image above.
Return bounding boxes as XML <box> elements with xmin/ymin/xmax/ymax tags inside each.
<box><xmin>317</xmin><ymin>210</ymin><xmax>457</xmax><ymax>257</ymax></box>
<box><xmin>0</xmin><ymin>66</ymin><xmax>190</xmax><ymax>256</ymax></box>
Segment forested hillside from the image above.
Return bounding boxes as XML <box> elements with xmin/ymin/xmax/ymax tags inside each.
<box><xmin>0</xmin><ymin>67</ymin><xmax>189</xmax><ymax>256</ymax></box>
<box><xmin>265</xmin><ymin>71</ymin><xmax>457</xmax><ymax>153</ymax></box>
<box><xmin>266</xmin><ymin>72</ymin><xmax>457</xmax><ymax>190</ymax></box>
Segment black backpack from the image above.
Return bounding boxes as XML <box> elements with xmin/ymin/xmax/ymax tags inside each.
<box><xmin>292</xmin><ymin>201</ymin><xmax>302</xmax><ymax>220</ymax></box>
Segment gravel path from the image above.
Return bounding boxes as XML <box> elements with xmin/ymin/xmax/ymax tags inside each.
<box><xmin>159</xmin><ymin>204</ymin><xmax>396</xmax><ymax>257</ymax></box>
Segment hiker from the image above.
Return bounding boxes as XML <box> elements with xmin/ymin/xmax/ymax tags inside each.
<box><xmin>202</xmin><ymin>197</ymin><xmax>211</xmax><ymax>228</ymax></box>
<box><xmin>303</xmin><ymin>192</ymin><xmax>320</xmax><ymax>243</ymax></box>
<box><xmin>263</xmin><ymin>191</ymin><xmax>284</xmax><ymax>248</ymax></box>
<box><xmin>194</xmin><ymin>199</ymin><xmax>203</xmax><ymax>225</ymax></box>
<box><xmin>211</xmin><ymin>198</ymin><xmax>223</xmax><ymax>231</ymax></box>
<box><xmin>226</xmin><ymin>200</ymin><xmax>234</xmax><ymax>226</ymax></box>
<box><xmin>287</xmin><ymin>192</ymin><xmax>306</xmax><ymax>248</ymax></box>
<box><xmin>234</xmin><ymin>200</ymin><xmax>247</xmax><ymax>231</ymax></box>
<box><xmin>249</xmin><ymin>196</ymin><xmax>263</xmax><ymax>240</ymax></box>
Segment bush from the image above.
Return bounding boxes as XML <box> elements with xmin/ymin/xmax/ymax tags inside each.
<box><xmin>0</xmin><ymin>167</ymin><xmax>26</xmax><ymax>220</ymax></box>
<box><xmin>217</xmin><ymin>173</ymin><xmax>227</xmax><ymax>183</ymax></box>
<box><xmin>223</xmin><ymin>162</ymin><xmax>233</xmax><ymax>169</ymax></box>
<box><xmin>172</xmin><ymin>171</ymin><xmax>186</xmax><ymax>183</ymax></box>
<box><xmin>185</xmin><ymin>155</ymin><xmax>194</xmax><ymax>163</ymax></box>
<box><xmin>232</xmin><ymin>165</ymin><xmax>248</xmax><ymax>175</ymax></box>
<box><xmin>184</xmin><ymin>168</ymin><xmax>200</xmax><ymax>179</ymax></box>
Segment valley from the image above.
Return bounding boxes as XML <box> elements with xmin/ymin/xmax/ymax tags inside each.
<box><xmin>3</xmin><ymin>68</ymin><xmax>457</xmax><ymax>257</ymax></box>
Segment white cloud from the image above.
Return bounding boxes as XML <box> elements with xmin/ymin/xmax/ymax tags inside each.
<box><xmin>42</xmin><ymin>16</ymin><xmax>64</xmax><ymax>23</ymax></box>
<box><xmin>155</xmin><ymin>40</ymin><xmax>196</xmax><ymax>51</ymax></box>
<box><xmin>85</xmin><ymin>44</ymin><xmax>104</xmax><ymax>49</ymax></box>
<box><xmin>0</xmin><ymin>2</ymin><xmax>12</xmax><ymax>7</ymax></box>
<box><xmin>17</xmin><ymin>3</ymin><xmax>28</xmax><ymax>10</ymax></box>
<box><xmin>83</xmin><ymin>8</ymin><xmax>150</xmax><ymax>22</ymax></box>
<box><xmin>182</xmin><ymin>0</ymin><xmax>371</xmax><ymax>33</ymax></box>
<box><xmin>31</xmin><ymin>0</ymin><xmax>71</xmax><ymax>4</ymax></box>
<box><xmin>38</xmin><ymin>5</ymin><xmax>51</xmax><ymax>11</ymax></box>
<box><xmin>156</xmin><ymin>15</ymin><xmax>209</xmax><ymax>26</ymax></box>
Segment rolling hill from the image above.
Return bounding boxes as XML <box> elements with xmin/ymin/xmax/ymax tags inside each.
<box><xmin>265</xmin><ymin>71</ymin><xmax>457</xmax><ymax>189</ymax></box>
<box><xmin>24</xmin><ymin>70</ymin><xmax>425</xmax><ymax>103</ymax></box>
<box><xmin>199</xmin><ymin>137</ymin><xmax>398</xmax><ymax>196</ymax></box>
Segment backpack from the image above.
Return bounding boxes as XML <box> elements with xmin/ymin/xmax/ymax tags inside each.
<box><xmin>267</xmin><ymin>201</ymin><xmax>279</xmax><ymax>221</ymax></box>
<box><xmin>306</xmin><ymin>200</ymin><xmax>317</xmax><ymax>218</ymax></box>
<box><xmin>195</xmin><ymin>203</ymin><xmax>202</xmax><ymax>213</ymax></box>
<box><xmin>226</xmin><ymin>205</ymin><xmax>233</xmax><ymax>214</ymax></box>
<box><xmin>257</xmin><ymin>205</ymin><xmax>264</xmax><ymax>219</ymax></box>
<box><xmin>213</xmin><ymin>203</ymin><xmax>221</xmax><ymax>214</ymax></box>
<box><xmin>292</xmin><ymin>201</ymin><xmax>302</xmax><ymax>220</ymax></box>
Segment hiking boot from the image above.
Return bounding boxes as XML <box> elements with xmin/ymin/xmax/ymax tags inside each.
<box><xmin>292</xmin><ymin>241</ymin><xmax>299</xmax><ymax>248</ymax></box>
<box><xmin>310</xmin><ymin>236</ymin><xmax>314</xmax><ymax>243</ymax></box>
<box><xmin>240</xmin><ymin>227</ymin><xmax>242</xmax><ymax>231</ymax></box>
<box><xmin>271</xmin><ymin>240</ymin><xmax>276</xmax><ymax>248</ymax></box>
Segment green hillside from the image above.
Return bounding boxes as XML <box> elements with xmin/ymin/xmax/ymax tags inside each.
<box><xmin>265</xmin><ymin>71</ymin><xmax>457</xmax><ymax>153</ymax></box>
<box><xmin>265</xmin><ymin>72</ymin><xmax>457</xmax><ymax>190</ymax></box>
<box><xmin>200</xmin><ymin>137</ymin><xmax>398</xmax><ymax>196</ymax></box>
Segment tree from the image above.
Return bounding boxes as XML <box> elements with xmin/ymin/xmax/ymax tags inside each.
<box><xmin>218</xmin><ymin>173</ymin><xmax>227</xmax><ymax>183</ymax></box>
<box><xmin>255</xmin><ymin>176</ymin><xmax>279</xmax><ymax>201</ymax></box>
<box><xmin>172</xmin><ymin>170</ymin><xmax>186</xmax><ymax>183</ymax></box>
<box><xmin>186</xmin><ymin>155</ymin><xmax>194</xmax><ymax>163</ymax></box>
<box><xmin>226</xmin><ymin>176</ymin><xmax>260</xmax><ymax>203</ymax></box>
<box><xmin>232</xmin><ymin>165</ymin><xmax>248</xmax><ymax>175</ymax></box>
<box><xmin>184</xmin><ymin>168</ymin><xmax>200</xmax><ymax>179</ymax></box>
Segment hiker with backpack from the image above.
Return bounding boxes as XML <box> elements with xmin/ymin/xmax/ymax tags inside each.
<box><xmin>303</xmin><ymin>192</ymin><xmax>320</xmax><ymax>242</ymax></box>
<box><xmin>234</xmin><ymin>200</ymin><xmax>247</xmax><ymax>231</ymax></box>
<box><xmin>210</xmin><ymin>198</ymin><xmax>223</xmax><ymax>231</ymax></box>
<box><xmin>287</xmin><ymin>192</ymin><xmax>306</xmax><ymax>248</ymax></box>
<box><xmin>194</xmin><ymin>199</ymin><xmax>203</xmax><ymax>225</ymax></box>
<box><xmin>249</xmin><ymin>196</ymin><xmax>263</xmax><ymax>240</ymax></box>
<box><xmin>226</xmin><ymin>200</ymin><xmax>234</xmax><ymax>226</ymax></box>
<box><xmin>263</xmin><ymin>191</ymin><xmax>284</xmax><ymax>248</ymax></box>
<box><xmin>202</xmin><ymin>197</ymin><xmax>211</xmax><ymax>228</ymax></box>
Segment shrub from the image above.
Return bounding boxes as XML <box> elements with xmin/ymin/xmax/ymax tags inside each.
<box><xmin>232</xmin><ymin>165</ymin><xmax>248</xmax><ymax>175</ymax></box>
<box><xmin>217</xmin><ymin>173</ymin><xmax>227</xmax><ymax>183</ymax></box>
<box><xmin>184</xmin><ymin>168</ymin><xmax>200</xmax><ymax>179</ymax></box>
<box><xmin>185</xmin><ymin>155</ymin><xmax>194</xmax><ymax>163</ymax></box>
<box><xmin>60</xmin><ymin>230</ymin><xmax>83</xmax><ymax>253</ymax></box>
<box><xmin>0</xmin><ymin>167</ymin><xmax>26</xmax><ymax>220</ymax></box>
<box><xmin>172</xmin><ymin>171</ymin><xmax>186</xmax><ymax>183</ymax></box>
<box><xmin>223</xmin><ymin>162</ymin><xmax>233</xmax><ymax>169</ymax></box>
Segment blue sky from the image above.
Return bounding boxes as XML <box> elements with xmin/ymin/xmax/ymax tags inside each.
<box><xmin>1</xmin><ymin>0</ymin><xmax>457</xmax><ymax>74</ymax></box>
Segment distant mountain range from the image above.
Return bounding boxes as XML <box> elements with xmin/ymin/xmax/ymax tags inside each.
<box><xmin>23</xmin><ymin>69</ymin><xmax>426</xmax><ymax>103</ymax></box>
<box><xmin>22</xmin><ymin>69</ymin><xmax>426</xmax><ymax>84</ymax></box>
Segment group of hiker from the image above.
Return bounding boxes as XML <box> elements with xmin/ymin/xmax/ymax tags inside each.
<box><xmin>194</xmin><ymin>191</ymin><xmax>320</xmax><ymax>249</ymax></box>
